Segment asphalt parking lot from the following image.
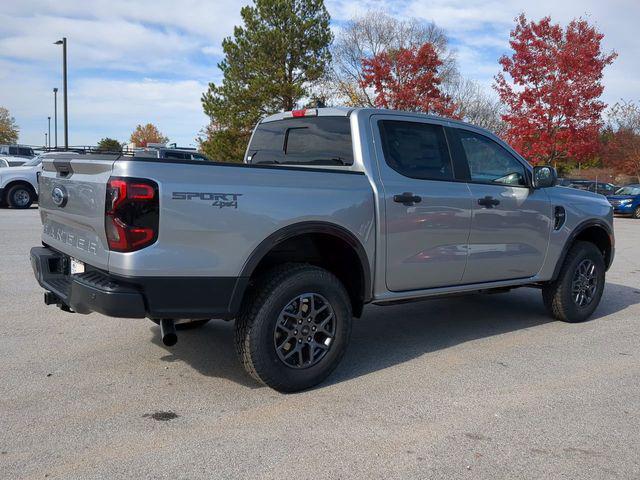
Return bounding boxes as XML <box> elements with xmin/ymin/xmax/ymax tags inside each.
<box><xmin>1</xmin><ymin>208</ymin><xmax>639</xmax><ymax>479</ymax></box>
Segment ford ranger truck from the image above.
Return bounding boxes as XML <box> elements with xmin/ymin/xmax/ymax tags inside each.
<box><xmin>30</xmin><ymin>108</ymin><xmax>615</xmax><ymax>392</ymax></box>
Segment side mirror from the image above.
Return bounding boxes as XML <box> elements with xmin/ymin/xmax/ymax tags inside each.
<box><xmin>532</xmin><ymin>165</ymin><xmax>557</xmax><ymax>189</ymax></box>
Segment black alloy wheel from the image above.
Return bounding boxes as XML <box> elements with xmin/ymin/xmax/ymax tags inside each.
<box><xmin>273</xmin><ymin>293</ymin><xmax>336</xmax><ymax>369</ymax></box>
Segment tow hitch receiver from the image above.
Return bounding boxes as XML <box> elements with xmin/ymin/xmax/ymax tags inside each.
<box><xmin>44</xmin><ymin>291</ymin><xmax>74</xmax><ymax>313</ymax></box>
<box><xmin>44</xmin><ymin>291</ymin><xmax>60</xmax><ymax>305</ymax></box>
<box><xmin>160</xmin><ymin>319</ymin><xmax>177</xmax><ymax>346</ymax></box>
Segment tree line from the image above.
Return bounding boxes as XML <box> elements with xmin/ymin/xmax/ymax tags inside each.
<box><xmin>0</xmin><ymin>111</ymin><xmax>169</xmax><ymax>152</ymax></box>
<box><xmin>199</xmin><ymin>0</ymin><xmax>638</xmax><ymax>182</ymax></box>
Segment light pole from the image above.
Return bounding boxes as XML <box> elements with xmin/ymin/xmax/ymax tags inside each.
<box><xmin>45</xmin><ymin>133</ymin><xmax>48</xmax><ymax>148</ymax></box>
<box><xmin>54</xmin><ymin>38</ymin><xmax>68</xmax><ymax>149</ymax></box>
<box><xmin>47</xmin><ymin>116</ymin><xmax>51</xmax><ymax>149</ymax></box>
<box><xmin>53</xmin><ymin>88</ymin><xmax>58</xmax><ymax>148</ymax></box>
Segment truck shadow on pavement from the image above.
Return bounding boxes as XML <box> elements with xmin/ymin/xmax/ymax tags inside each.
<box><xmin>150</xmin><ymin>282</ymin><xmax>640</xmax><ymax>390</ymax></box>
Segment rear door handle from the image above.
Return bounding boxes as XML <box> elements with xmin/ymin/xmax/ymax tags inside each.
<box><xmin>393</xmin><ymin>192</ymin><xmax>422</xmax><ymax>206</ymax></box>
<box><xmin>477</xmin><ymin>196</ymin><xmax>500</xmax><ymax>208</ymax></box>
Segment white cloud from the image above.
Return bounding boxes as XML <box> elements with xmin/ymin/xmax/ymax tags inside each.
<box><xmin>0</xmin><ymin>59</ymin><xmax>212</xmax><ymax>146</ymax></box>
<box><xmin>0</xmin><ymin>0</ymin><xmax>249</xmax><ymax>46</ymax></box>
<box><xmin>0</xmin><ymin>13</ymin><xmax>206</xmax><ymax>75</ymax></box>
<box><xmin>69</xmin><ymin>78</ymin><xmax>210</xmax><ymax>147</ymax></box>
<box><xmin>0</xmin><ymin>1</ymin><xmax>238</xmax><ymax>146</ymax></box>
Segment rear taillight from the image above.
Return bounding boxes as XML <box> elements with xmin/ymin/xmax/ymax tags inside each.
<box><xmin>105</xmin><ymin>177</ymin><xmax>159</xmax><ymax>252</ymax></box>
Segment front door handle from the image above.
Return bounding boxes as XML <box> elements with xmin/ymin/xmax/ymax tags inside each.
<box><xmin>393</xmin><ymin>192</ymin><xmax>422</xmax><ymax>206</ymax></box>
<box><xmin>477</xmin><ymin>196</ymin><xmax>500</xmax><ymax>208</ymax></box>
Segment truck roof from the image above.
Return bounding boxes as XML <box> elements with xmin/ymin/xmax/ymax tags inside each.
<box><xmin>260</xmin><ymin>107</ymin><xmax>497</xmax><ymax>136</ymax></box>
<box><xmin>261</xmin><ymin>107</ymin><xmax>353</xmax><ymax>123</ymax></box>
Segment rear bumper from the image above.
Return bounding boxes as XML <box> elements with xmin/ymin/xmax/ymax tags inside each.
<box><xmin>30</xmin><ymin>246</ymin><xmax>247</xmax><ymax>320</ymax></box>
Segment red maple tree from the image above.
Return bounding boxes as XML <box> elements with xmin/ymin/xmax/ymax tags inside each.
<box><xmin>603</xmin><ymin>129</ymin><xmax>640</xmax><ymax>182</ymax></box>
<box><xmin>360</xmin><ymin>43</ymin><xmax>458</xmax><ymax>117</ymax></box>
<box><xmin>494</xmin><ymin>14</ymin><xmax>616</xmax><ymax>165</ymax></box>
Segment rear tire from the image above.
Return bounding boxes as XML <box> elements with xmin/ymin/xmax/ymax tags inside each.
<box><xmin>542</xmin><ymin>241</ymin><xmax>605</xmax><ymax>323</ymax></box>
<box><xmin>7</xmin><ymin>184</ymin><xmax>34</xmax><ymax>209</ymax></box>
<box><xmin>235</xmin><ymin>264</ymin><xmax>352</xmax><ymax>392</ymax></box>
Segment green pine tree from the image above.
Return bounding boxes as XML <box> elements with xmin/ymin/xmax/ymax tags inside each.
<box><xmin>200</xmin><ymin>0</ymin><xmax>332</xmax><ymax>162</ymax></box>
<box><xmin>96</xmin><ymin>137</ymin><xmax>123</xmax><ymax>152</ymax></box>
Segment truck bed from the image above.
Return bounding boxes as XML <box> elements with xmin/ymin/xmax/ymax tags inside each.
<box><xmin>38</xmin><ymin>156</ymin><xmax>376</xmax><ymax>279</ymax></box>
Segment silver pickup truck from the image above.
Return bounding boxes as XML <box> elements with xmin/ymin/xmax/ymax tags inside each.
<box><xmin>30</xmin><ymin>107</ymin><xmax>614</xmax><ymax>392</ymax></box>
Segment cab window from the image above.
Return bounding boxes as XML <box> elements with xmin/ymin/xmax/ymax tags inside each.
<box><xmin>456</xmin><ymin>129</ymin><xmax>527</xmax><ymax>187</ymax></box>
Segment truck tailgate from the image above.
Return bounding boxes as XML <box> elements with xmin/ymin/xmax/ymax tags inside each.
<box><xmin>38</xmin><ymin>154</ymin><xmax>117</xmax><ymax>270</ymax></box>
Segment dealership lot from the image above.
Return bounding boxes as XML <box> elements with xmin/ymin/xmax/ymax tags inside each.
<box><xmin>1</xmin><ymin>208</ymin><xmax>639</xmax><ymax>479</ymax></box>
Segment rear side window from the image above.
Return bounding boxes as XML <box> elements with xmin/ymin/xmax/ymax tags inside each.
<box><xmin>247</xmin><ymin>117</ymin><xmax>353</xmax><ymax>166</ymax></box>
<box><xmin>164</xmin><ymin>151</ymin><xmax>190</xmax><ymax>160</ymax></box>
<box><xmin>9</xmin><ymin>147</ymin><xmax>18</xmax><ymax>155</ymax></box>
<box><xmin>247</xmin><ymin>122</ymin><xmax>283</xmax><ymax>164</ymax></box>
<box><xmin>378</xmin><ymin>120</ymin><xmax>453</xmax><ymax>180</ymax></box>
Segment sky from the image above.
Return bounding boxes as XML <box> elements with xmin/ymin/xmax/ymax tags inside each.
<box><xmin>0</xmin><ymin>0</ymin><xmax>638</xmax><ymax>148</ymax></box>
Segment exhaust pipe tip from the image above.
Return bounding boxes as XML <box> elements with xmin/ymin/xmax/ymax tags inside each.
<box><xmin>159</xmin><ymin>318</ymin><xmax>178</xmax><ymax>346</ymax></box>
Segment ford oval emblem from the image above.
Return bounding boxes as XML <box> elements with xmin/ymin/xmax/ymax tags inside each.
<box><xmin>51</xmin><ymin>185</ymin><xmax>68</xmax><ymax>207</ymax></box>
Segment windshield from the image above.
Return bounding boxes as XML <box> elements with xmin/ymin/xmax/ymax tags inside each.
<box><xmin>22</xmin><ymin>156</ymin><xmax>43</xmax><ymax>166</ymax></box>
<box><xmin>615</xmin><ymin>186</ymin><xmax>640</xmax><ymax>196</ymax></box>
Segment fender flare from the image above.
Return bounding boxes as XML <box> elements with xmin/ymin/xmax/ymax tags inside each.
<box><xmin>551</xmin><ymin>219</ymin><xmax>614</xmax><ymax>280</ymax></box>
<box><xmin>2</xmin><ymin>177</ymin><xmax>37</xmax><ymax>190</ymax></box>
<box><xmin>228</xmin><ymin>221</ymin><xmax>372</xmax><ymax>315</ymax></box>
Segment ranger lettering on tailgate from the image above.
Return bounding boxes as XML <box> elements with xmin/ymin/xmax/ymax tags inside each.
<box><xmin>43</xmin><ymin>222</ymin><xmax>99</xmax><ymax>255</ymax></box>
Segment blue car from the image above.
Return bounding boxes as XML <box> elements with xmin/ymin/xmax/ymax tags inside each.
<box><xmin>608</xmin><ymin>184</ymin><xmax>640</xmax><ymax>218</ymax></box>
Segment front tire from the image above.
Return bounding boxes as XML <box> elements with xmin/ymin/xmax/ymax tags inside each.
<box><xmin>542</xmin><ymin>241</ymin><xmax>605</xmax><ymax>323</ymax></box>
<box><xmin>235</xmin><ymin>264</ymin><xmax>352</xmax><ymax>392</ymax></box>
<box><xmin>7</xmin><ymin>184</ymin><xmax>34</xmax><ymax>209</ymax></box>
<box><xmin>633</xmin><ymin>206</ymin><xmax>640</xmax><ymax>219</ymax></box>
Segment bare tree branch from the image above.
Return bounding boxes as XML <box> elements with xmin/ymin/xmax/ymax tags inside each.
<box><xmin>329</xmin><ymin>11</ymin><xmax>458</xmax><ymax>107</ymax></box>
